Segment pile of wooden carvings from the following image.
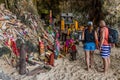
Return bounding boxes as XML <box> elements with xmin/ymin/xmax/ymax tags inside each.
<box><xmin>0</xmin><ymin>4</ymin><xmax>54</xmax><ymax>75</ymax></box>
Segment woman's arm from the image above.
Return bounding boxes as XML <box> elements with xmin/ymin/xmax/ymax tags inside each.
<box><xmin>94</xmin><ymin>31</ymin><xmax>99</xmax><ymax>49</ymax></box>
<box><xmin>81</xmin><ymin>30</ymin><xmax>85</xmax><ymax>44</ymax></box>
<box><xmin>82</xmin><ymin>30</ymin><xmax>85</xmax><ymax>41</ymax></box>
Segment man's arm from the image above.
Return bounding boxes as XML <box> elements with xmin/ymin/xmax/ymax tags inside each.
<box><xmin>100</xmin><ymin>28</ymin><xmax>105</xmax><ymax>48</ymax></box>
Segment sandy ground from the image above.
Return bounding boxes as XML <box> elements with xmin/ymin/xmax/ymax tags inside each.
<box><xmin>0</xmin><ymin>43</ymin><xmax>120</xmax><ymax>80</ymax></box>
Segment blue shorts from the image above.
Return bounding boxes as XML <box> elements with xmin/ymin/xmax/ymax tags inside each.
<box><xmin>101</xmin><ymin>45</ymin><xmax>111</xmax><ymax>58</ymax></box>
<box><xmin>84</xmin><ymin>42</ymin><xmax>96</xmax><ymax>51</ymax></box>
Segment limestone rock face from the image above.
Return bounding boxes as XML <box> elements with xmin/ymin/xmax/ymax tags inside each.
<box><xmin>58</xmin><ymin>0</ymin><xmax>120</xmax><ymax>26</ymax></box>
<box><xmin>103</xmin><ymin>0</ymin><xmax>120</xmax><ymax>27</ymax></box>
<box><xmin>103</xmin><ymin>0</ymin><xmax>120</xmax><ymax>46</ymax></box>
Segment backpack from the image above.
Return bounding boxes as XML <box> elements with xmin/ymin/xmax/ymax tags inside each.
<box><xmin>108</xmin><ymin>28</ymin><xmax>119</xmax><ymax>43</ymax></box>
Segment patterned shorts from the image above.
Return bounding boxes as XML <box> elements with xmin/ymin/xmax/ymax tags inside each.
<box><xmin>101</xmin><ymin>45</ymin><xmax>111</xmax><ymax>58</ymax></box>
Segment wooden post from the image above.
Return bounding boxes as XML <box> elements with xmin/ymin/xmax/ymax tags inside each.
<box><xmin>19</xmin><ymin>43</ymin><xmax>26</xmax><ymax>75</ymax></box>
<box><xmin>50</xmin><ymin>10</ymin><xmax>52</xmax><ymax>25</ymax></box>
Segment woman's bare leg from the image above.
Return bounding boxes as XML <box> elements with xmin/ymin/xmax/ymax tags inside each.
<box><xmin>90</xmin><ymin>51</ymin><xmax>94</xmax><ymax>68</ymax></box>
<box><xmin>85</xmin><ymin>51</ymin><xmax>90</xmax><ymax>71</ymax></box>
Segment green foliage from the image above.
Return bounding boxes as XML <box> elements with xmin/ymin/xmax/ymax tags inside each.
<box><xmin>37</xmin><ymin>0</ymin><xmax>61</xmax><ymax>17</ymax></box>
<box><xmin>0</xmin><ymin>0</ymin><xmax>4</xmax><ymax>3</ymax></box>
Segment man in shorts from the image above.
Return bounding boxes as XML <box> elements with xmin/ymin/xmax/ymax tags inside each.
<box><xmin>99</xmin><ymin>20</ymin><xmax>111</xmax><ymax>74</ymax></box>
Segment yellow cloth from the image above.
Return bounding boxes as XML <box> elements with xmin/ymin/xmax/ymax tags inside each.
<box><xmin>67</xmin><ymin>28</ymin><xmax>71</xmax><ymax>35</ymax></box>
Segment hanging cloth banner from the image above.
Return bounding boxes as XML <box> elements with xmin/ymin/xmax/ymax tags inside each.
<box><xmin>61</xmin><ymin>19</ymin><xmax>65</xmax><ymax>31</ymax></box>
<box><xmin>75</xmin><ymin>20</ymin><xmax>78</xmax><ymax>30</ymax></box>
<box><xmin>39</xmin><ymin>37</ymin><xmax>45</xmax><ymax>55</ymax></box>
